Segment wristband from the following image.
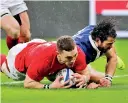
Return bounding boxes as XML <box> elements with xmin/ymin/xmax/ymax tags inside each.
<box><xmin>105</xmin><ymin>74</ymin><xmax>113</xmax><ymax>82</ymax></box>
<box><xmin>43</xmin><ymin>84</ymin><xmax>50</xmax><ymax>89</ymax></box>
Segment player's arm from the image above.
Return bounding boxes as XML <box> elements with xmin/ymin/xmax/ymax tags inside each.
<box><xmin>23</xmin><ymin>60</ymin><xmax>47</xmax><ymax>89</ymax></box>
<box><xmin>24</xmin><ymin>74</ymin><xmax>44</xmax><ymax>89</ymax></box>
<box><xmin>99</xmin><ymin>45</ymin><xmax>117</xmax><ymax>87</ymax></box>
<box><xmin>24</xmin><ymin>74</ymin><xmax>72</xmax><ymax>89</ymax></box>
<box><xmin>105</xmin><ymin>45</ymin><xmax>117</xmax><ymax>78</ymax></box>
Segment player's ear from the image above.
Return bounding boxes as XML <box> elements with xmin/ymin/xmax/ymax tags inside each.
<box><xmin>56</xmin><ymin>50</ymin><xmax>62</xmax><ymax>55</ymax></box>
<box><xmin>56</xmin><ymin>50</ymin><xmax>59</xmax><ymax>54</ymax></box>
<box><xmin>56</xmin><ymin>49</ymin><xmax>63</xmax><ymax>54</ymax></box>
<box><xmin>96</xmin><ymin>38</ymin><xmax>101</xmax><ymax>45</ymax></box>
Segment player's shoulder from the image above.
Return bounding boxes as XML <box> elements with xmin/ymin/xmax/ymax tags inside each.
<box><xmin>79</xmin><ymin>25</ymin><xmax>95</xmax><ymax>32</ymax></box>
<box><xmin>74</xmin><ymin>25</ymin><xmax>95</xmax><ymax>38</ymax></box>
<box><xmin>76</xmin><ymin>46</ymin><xmax>86</xmax><ymax>57</ymax></box>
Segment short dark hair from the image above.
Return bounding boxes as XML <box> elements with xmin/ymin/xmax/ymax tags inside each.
<box><xmin>91</xmin><ymin>18</ymin><xmax>117</xmax><ymax>42</ymax></box>
<box><xmin>57</xmin><ymin>35</ymin><xmax>75</xmax><ymax>52</ymax></box>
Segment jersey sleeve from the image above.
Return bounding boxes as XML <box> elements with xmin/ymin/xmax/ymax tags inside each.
<box><xmin>73</xmin><ymin>47</ymin><xmax>87</xmax><ymax>72</ymax></box>
<box><xmin>26</xmin><ymin>57</ymin><xmax>50</xmax><ymax>82</ymax></box>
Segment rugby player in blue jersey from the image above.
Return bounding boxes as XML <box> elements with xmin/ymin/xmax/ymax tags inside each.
<box><xmin>73</xmin><ymin>18</ymin><xmax>125</xmax><ymax>88</ymax></box>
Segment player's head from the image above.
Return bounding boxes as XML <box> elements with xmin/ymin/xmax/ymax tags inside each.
<box><xmin>91</xmin><ymin>18</ymin><xmax>117</xmax><ymax>52</ymax></box>
<box><xmin>57</xmin><ymin>35</ymin><xmax>78</xmax><ymax>67</ymax></box>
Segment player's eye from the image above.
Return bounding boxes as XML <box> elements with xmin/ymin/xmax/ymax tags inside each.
<box><xmin>107</xmin><ymin>43</ymin><xmax>113</xmax><ymax>46</ymax></box>
<box><xmin>66</xmin><ymin>56</ymin><xmax>73</xmax><ymax>60</ymax></box>
<box><xmin>66</xmin><ymin>53</ymin><xmax>77</xmax><ymax>61</ymax></box>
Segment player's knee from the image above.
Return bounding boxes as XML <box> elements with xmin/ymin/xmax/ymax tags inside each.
<box><xmin>25</xmin><ymin>30</ymin><xmax>31</xmax><ymax>41</ymax></box>
<box><xmin>7</xmin><ymin>26</ymin><xmax>20</xmax><ymax>39</ymax></box>
<box><xmin>21</xmin><ymin>29</ymin><xmax>31</xmax><ymax>42</ymax></box>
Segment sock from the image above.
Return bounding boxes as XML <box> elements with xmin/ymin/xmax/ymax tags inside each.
<box><xmin>0</xmin><ymin>54</ymin><xmax>6</xmax><ymax>71</ymax></box>
<box><xmin>6</xmin><ymin>35</ymin><xmax>18</xmax><ymax>49</ymax></box>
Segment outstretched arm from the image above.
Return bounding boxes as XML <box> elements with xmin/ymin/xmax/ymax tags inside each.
<box><xmin>100</xmin><ymin>45</ymin><xmax>117</xmax><ymax>87</ymax></box>
<box><xmin>105</xmin><ymin>45</ymin><xmax>117</xmax><ymax>77</ymax></box>
<box><xmin>24</xmin><ymin>74</ymin><xmax>72</xmax><ymax>89</ymax></box>
<box><xmin>24</xmin><ymin>74</ymin><xmax>44</xmax><ymax>89</ymax></box>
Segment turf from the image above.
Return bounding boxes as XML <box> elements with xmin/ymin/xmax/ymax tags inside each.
<box><xmin>1</xmin><ymin>38</ymin><xmax>128</xmax><ymax>103</ymax></box>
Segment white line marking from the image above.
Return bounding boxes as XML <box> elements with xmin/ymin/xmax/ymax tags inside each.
<box><xmin>114</xmin><ymin>75</ymin><xmax>128</xmax><ymax>78</ymax></box>
<box><xmin>1</xmin><ymin>81</ymin><xmax>24</xmax><ymax>85</ymax></box>
<box><xmin>1</xmin><ymin>80</ymin><xmax>49</xmax><ymax>85</ymax></box>
<box><xmin>1</xmin><ymin>75</ymin><xmax>128</xmax><ymax>85</ymax></box>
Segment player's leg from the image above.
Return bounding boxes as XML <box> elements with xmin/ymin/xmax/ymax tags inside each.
<box><xmin>1</xmin><ymin>13</ymin><xmax>20</xmax><ymax>49</ymax></box>
<box><xmin>1</xmin><ymin>9</ymin><xmax>20</xmax><ymax>39</ymax></box>
<box><xmin>9</xmin><ymin>1</ymin><xmax>31</xmax><ymax>43</ymax></box>
<box><xmin>18</xmin><ymin>11</ymin><xmax>31</xmax><ymax>43</ymax></box>
<box><xmin>6</xmin><ymin>1</ymin><xmax>30</xmax><ymax>49</ymax></box>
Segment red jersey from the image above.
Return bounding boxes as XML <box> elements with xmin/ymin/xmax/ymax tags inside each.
<box><xmin>15</xmin><ymin>42</ymin><xmax>87</xmax><ymax>82</ymax></box>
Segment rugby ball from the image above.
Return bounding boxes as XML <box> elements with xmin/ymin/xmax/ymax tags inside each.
<box><xmin>56</xmin><ymin>68</ymin><xmax>76</xmax><ymax>86</ymax></box>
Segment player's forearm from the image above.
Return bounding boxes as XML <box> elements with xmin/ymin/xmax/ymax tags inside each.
<box><xmin>105</xmin><ymin>56</ymin><xmax>117</xmax><ymax>76</ymax></box>
<box><xmin>77</xmin><ymin>68</ymin><xmax>90</xmax><ymax>82</ymax></box>
<box><xmin>83</xmin><ymin>70</ymin><xmax>90</xmax><ymax>82</ymax></box>
<box><xmin>24</xmin><ymin>81</ymin><xmax>44</xmax><ymax>89</ymax></box>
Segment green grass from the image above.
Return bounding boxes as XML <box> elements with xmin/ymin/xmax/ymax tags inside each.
<box><xmin>1</xmin><ymin>38</ymin><xmax>128</xmax><ymax>103</ymax></box>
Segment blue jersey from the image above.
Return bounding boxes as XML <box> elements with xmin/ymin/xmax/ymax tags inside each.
<box><xmin>73</xmin><ymin>25</ymin><xmax>103</xmax><ymax>64</ymax></box>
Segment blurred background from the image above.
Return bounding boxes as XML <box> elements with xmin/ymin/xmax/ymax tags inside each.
<box><xmin>1</xmin><ymin>0</ymin><xmax>128</xmax><ymax>38</ymax></box>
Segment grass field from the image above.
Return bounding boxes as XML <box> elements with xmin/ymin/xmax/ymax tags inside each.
<box><xmin>1</xmin><ymin>38</ymin><xmax>128</xmax><ymax>103</ymax></box>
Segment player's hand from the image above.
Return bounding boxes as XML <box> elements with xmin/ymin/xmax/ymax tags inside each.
<box><xmin>87</xmin><ymin>82</ymin><xmax>100</xmax><ymax>89</ymax></box>
<box><xmin>49</xmin><ymin>76</ymin><xmax>73</xmax><ymax>89</ymax></box>
<box><xmin>72</xmin><ymin>73</ymin><xmax>87</xmax><ymax>88</ymax></box>
<box><xmin>99</xmin><ymin>78</ymin><xmax>111</xmax><ymax>87</ymax></box>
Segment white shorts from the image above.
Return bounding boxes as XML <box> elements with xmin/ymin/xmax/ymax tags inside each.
<box><xmin>1</xmin><ymin>0</ymin><xmax>28</xmax><ymax>17</ymax></box>
<box><xmin>1</xmin><ymin>39</ymin><xmax>47</xmax><ymax>81</ymax></box>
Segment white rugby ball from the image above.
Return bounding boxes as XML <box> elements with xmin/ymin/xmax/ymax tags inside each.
<box><xmin>56</xmin><ymin>68</ymin><xmax>76</xmax><ymax>86</ymax></box>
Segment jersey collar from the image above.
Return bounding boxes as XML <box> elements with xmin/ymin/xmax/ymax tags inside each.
<box><xmin>89</xmin><ymin>35</ymin><xmax>99</xmax><ymax>51</ymax></box>
<box><xmin>89</xmin><ymin>35</ymin><xmax>101</xmax><ymax>59</ymax></box>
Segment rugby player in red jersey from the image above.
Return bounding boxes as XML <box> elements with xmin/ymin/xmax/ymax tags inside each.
<box><xmin>1</xmin><ymin>36</ymin><xmax>90</xmax><ymax>89</ymax></box>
